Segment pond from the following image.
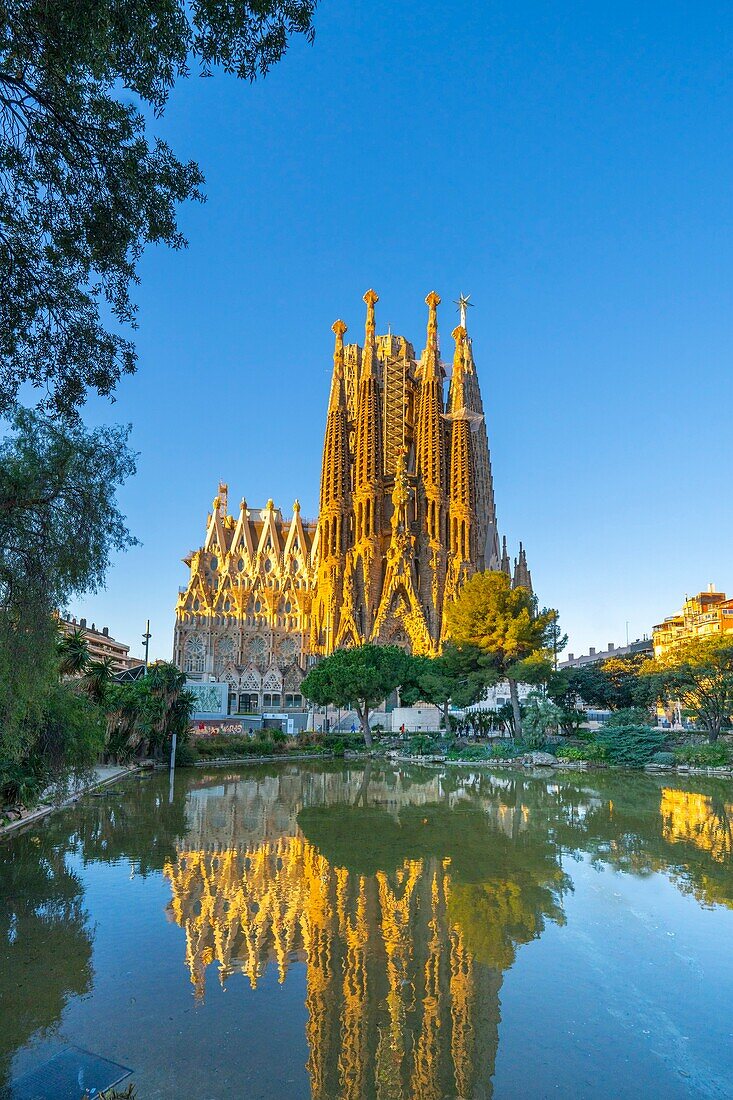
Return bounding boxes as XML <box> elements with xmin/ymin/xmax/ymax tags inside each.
<box><xmin>2</xmin><ymin>762</ymin><xmax>733</xmax><ymax>1099</ymax></box>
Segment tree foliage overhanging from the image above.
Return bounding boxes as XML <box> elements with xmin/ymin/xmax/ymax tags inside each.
<box><xmin>0</xmin><ymin>407</ymin><xmax>136</xmax><ymax>755</ymax></box>
<box><xmin>0</xmin><ymin>0</ymin><xmax>317</xmax><ymax>418</ymax></box>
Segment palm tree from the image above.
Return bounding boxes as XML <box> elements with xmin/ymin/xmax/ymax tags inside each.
<box><xmin>81</xmin><ymin>657</ymin><xmax>115</xmax><ymax>704</ymax></box>
<box><xmin>146</xmin><ymin>662</ymin><xmax>194</xmax><ymax>759</ymax></box>
<box><xmin>58</xmin><ymin>628</ymin><xmax>90</xmax><ymax>677</ymax></box>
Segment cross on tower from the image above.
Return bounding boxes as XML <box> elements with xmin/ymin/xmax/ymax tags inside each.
<box><xmin>454</xmin><ymin>293</ymin><xmax>473</xmax><ymax>329</ymax></box>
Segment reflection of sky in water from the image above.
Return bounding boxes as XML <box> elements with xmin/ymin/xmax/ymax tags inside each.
<box><xmin>2</xmin><ymin>764</ymin><xmax>733</xmax><ymax>1099</ymax></box>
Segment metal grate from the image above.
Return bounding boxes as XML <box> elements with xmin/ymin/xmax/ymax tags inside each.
<box><xmin>3</xmin><ymin>1045</ymin><xmax>132</xmax><ymax>1100</ymax></box>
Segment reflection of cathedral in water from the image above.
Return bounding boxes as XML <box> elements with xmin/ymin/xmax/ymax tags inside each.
<box><xmin>164</xmin><ymin>768</ymin><xmax>565</xmax><ymax>1100</ymax></box>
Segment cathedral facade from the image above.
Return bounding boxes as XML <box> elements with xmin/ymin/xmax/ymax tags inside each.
<box><xmin>173</xmin><ymin>291</ymin><xmax>530</xmax><ymax>703</ymax></box>
<box><xmin>173</xmin><ymin>491</ymin><xmax>317</xmax><ymax>710</ymax></box>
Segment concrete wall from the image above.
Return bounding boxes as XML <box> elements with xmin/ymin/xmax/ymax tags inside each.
<box><xmin>390</xmin><ymin>706</ymin><xmax>442</xmax><ymax>733</ymax></box>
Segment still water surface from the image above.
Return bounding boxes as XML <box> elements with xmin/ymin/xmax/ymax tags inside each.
<box><xmin>2</xmin><ymin>762</ymin><xmax>733</xmax><ymax>1098</ymax></box>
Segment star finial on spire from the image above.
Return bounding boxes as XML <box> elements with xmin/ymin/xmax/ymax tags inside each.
<box><xmin>454</xmin><ymin>293</ymin><xmax>473</xmax><ymax>329</ymax></box>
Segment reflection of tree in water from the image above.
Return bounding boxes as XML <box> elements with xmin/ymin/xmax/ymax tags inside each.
<box><xmin>164</xmin><ymin>770</ymin><xmax>569</xmax><ymax>1100</ymax></box>
<box><xmin>0</xmin><ymin>833</ymin><xmax>93</xmax><ymax>1090</ymax></box>
<box><xmin>0</xmin><ymin>773</ymin><xmax>191</xmax><ymax>1090</ymax></box>
<box><xmin>546</xmin><ymin>771</ymin><xmax>733</xmax><ymax>910</ymax></box>
<box><xmin>55</xmin><ymin>775</ymin><xmax>191</xmax><ymax>876</ymax></box>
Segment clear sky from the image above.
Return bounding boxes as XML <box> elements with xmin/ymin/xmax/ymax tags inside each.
<box><xmin>69</xmin><ymin>0</ymin><xmax>733</xmax><ymax>662</ymax></box>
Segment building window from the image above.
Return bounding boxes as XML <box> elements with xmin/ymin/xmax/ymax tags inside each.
<box><xmin>263</xmin><ymin>692</ymin><xmax>281</xmax><ymax>709</ymax></box>
<box><xmin>184</xmin><ymin>635</ymin><xmax>206</xmax><ymax>674</ymax></box>
<box><xmin>238</xmin><ymin>692</ymin><xmax>259</xmax><ymax>713</ymax></box>
<box><xmin>285</xmin><ymin>693</ymin><xmax>302</xmax><ymax>709</ymax></box>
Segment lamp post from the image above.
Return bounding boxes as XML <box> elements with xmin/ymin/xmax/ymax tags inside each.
<box><xmin>142</xmin><ymin>619</ymin><xmax>151</xmax><ymax>670</ymax></box>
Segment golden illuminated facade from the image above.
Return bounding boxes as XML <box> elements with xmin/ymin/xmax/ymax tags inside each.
<box><xmin>311</xmin><ymin>290</ymin><xmax>529</xmax><ymax>657</ymax></box>
<box><xmin>174</xmin><ymin>488</ymin><xmax>317</xmax><ymax>709</ymax></box>
<box><xmin>154</xmin><ymin>766</ymin><xmax>733</xmax><ymax>1097</ymax></box>
<box><xmin>174</xmin><ymin>291</ymin><xmax>531</xmax><ymax>692</ymax></box>
<box><xmin>652</xmin><ymin>585</ymin><xmax>733</xmax><ymax>657</ymax></box>
<box><xmin>163</xmin><ymin>767</ymin><xmax>564</xmax><ymax>1100</ymax></box>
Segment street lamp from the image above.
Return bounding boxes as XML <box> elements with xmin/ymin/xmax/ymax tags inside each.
<box><xmin>142</xmin><ymin>619</ymin><xmax>151</xmax><ymax>669</ymax></box>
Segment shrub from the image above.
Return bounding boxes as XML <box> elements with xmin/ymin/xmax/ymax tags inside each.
<box><xmin>194</xmin><ymin>735</ymin><xmax>277</xmax><ymax>759</ymax></box>
<box><xmin>556</xmin><ymin>743</ymin><xmax>607</xmax><ymax>763</ymax></box>
<box><xmin>175</xmin><ymin>742</ymin><xmax>199</xmax><ymax>767</ymax></box>
<box><xmin>323</xmin><ymin>731</ymin><xmax>364</xmax><ymax>753</ymax></box>
<box><xmin>489</xmin><ymin>741</ymin><xmax>524</xmax><ymax>759</ymax></box>
<box><xmin>331</xmin><ymin>738</ymin><xmax>346</xmax><ymax>757</ymax></box>
<box><xmin>410</xmin><ymin>734</ymin><xmax>437</xmax><ymax>756</ymax></box>
<box><xmin>597</xmin><ymin>725</ymin><xmax>666</xmax><ymax>767</ymax></box>
<box><xmin>605</xmin><ymin>707</ymin><xmax>652</xmax><ymax>728</ymax></box>
<box><xmin>522</xmin><ymin>694</ymin><xmax>564</xmax><ymax>748</ymax></box>
<box><xmin>650</xmin><ymin>751</ymin><xmax>676</xmax><ymax>765</ymax></box>
<box><xmin>447</xmin><ymin>744</ymin><xmax>490</xmax><ymax>761</ymax></box>
<box><xmin>0</xmin><ymin>761</ymin><xmax>45</xmax><ymax>810</ymax></box>
<box><xmin>674</xmin><ymin>742</ymin><xmax>731</xmax><ymax>767</ymax></box>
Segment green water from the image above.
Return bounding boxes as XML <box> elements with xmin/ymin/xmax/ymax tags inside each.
<box><xmin>2</xmin><ymin>762</ymin><xmax>733</xmax><ymax>1099</ymax></box>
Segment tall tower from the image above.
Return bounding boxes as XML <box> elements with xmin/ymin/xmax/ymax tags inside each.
<box><xmin>309</xmin><ymin>289</ymin><xmax>527</xmax><ymax>657</ymax></box>
<box><xmin>311</xmin><ymin>320</ymin><xmax>351</xmax><ymax>652</ymax></box>
<box><xmin>413</xmin><ymin>292</ymin><xmax>447</xmax><ymax>636</ymax></box>
<box><xmin>443</xmin><ymin>323</ymin><xmax>478</xmax><ymax>607</ymax></box>
<box><xmin>336</xmin><ymin>290</ymin><xmax>384</xmax><ymax>645</ymax></box>
<box><xmin>460</xmin><ymin>310</ymin><xmax>500</xmax><ymax>569</ymax></box>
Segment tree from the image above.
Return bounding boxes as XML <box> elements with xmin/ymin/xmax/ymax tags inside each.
<box><xmin>80</xmin><ymin>657</ymin><xmax>116</xmax><ymax>705</ymax></box>
<box><xmin>57</xmin><ymin>628</ymin><xmax>90</xmax><ymax>678</ymax></box>
<box><xmin>545</xmin><ymin>667</ymin><xmax>587</xmax><ymax>735</ymax></box>
<box><xmin>564</xmin><ymin>653</ymin><xmax>653</xmax><ymax>713</ymax></box>
<box><xmin>522</xmin><ymin>692</ymin><xmax>564</xmax><ymax>748</ymax></box>
<box><xmin>0</xmin><ymin>407</ymin><xmax>135</xmax><ymax>759</ymax></box>
<box><xmin>144</xmin><ymin>662</ymin><xmax>195</xmax><ymax>759</ymax></box>
<box><xmin>643</xmin><ymin>637</ymin><xmax>733</xmax><ymax>742</ymax></box>
<box><xmin>0</xmin><ymin>0</ymin><xmax>317</xmax><ymax>419</ymax></box>
<box><xmin>444</xmin><ymin>570</ymin><xmax>557</xmax><ymax>739</ymax></box>
<box><xmin>400</xmin><ymin>643</ymin><xmax>493</xmax><ymax>733</ymax></box>
<box><xmin>102</xmin><ymin>663</ymin><xmax>194</xmax><ymax>762</ymax></box>
<box><xmin>301</xmin><ymin>645</ymin><xmax>409</xmax><ymax>748</ymax></box>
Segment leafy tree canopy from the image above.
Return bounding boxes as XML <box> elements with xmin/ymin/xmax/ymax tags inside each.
<box><xmin>642</xmin><ymin>636</ymin><xmax>733</xmax><ymax>742</ymax></box>
<box><xmin>400</xmin><ymin>643</ymin><xmax>493</xmax><ymax>728</ymax></box>
<box><xmin>444</xmin><ymin>570</ymin><xmax>558</xmax><ymax>737</ymax></box>
<box><xmin>0</xmin><ymin>407</ymin><xmax>135</xmax><ymax>754</ymax></box>
<box><xmin>301</xmin><ymin>644</ymin><xmax>409</xmax><ymax>747</ymax></box>
<box><xmin>0</xmin><ymin>0</ymin><xmax>317</xmax><ymax>418</ymax></box>
<box><xmin>548</xmin><ymin>653</ymin><xmax>653</xmax><ymax>714</ymax></box>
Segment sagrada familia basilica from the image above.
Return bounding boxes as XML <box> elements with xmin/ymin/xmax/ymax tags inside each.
<box><xmin>173</xmin><ymin>291</ymin><xmax>531</xmax><ymax>707</ymax></box>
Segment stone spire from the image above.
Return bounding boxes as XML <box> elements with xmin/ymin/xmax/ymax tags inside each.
<box><xmin>500</xmin><ymin>534</ymin><xmax>511</xmax><ymax>576</ymax></box>
<box><xmin>512</xmin><ymin>542</ymin><xmax>532</xmax><ymax>592</ymax></box>
<box><xmin>446</xmin><ymin>324</ymin><xmax>476</xmax><ymax>568</ymax></box>
<box><xmin>318</xmin><ymin>320</ymin><xmax>351</xmax><ymax>543</ymax></box>
<box><xmin>354</xmin><ymin>290</ymin><xmax>383</xmax><ymax>517</ymax></box>
<box><xmin>458</xmin><ymin>312</ymin><xmax>500</xmax><ymax>570</ymax></box>
<box><xmin>414</xmin><ymin>292</ymin><xmax>445</xmax><ymax>542</ymax></box>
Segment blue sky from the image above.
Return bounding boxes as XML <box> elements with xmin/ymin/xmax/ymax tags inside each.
<box><xmin>70</xmin><ymin>0</ymin><xmax>732</xmax><ymax>661</ymax></box>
